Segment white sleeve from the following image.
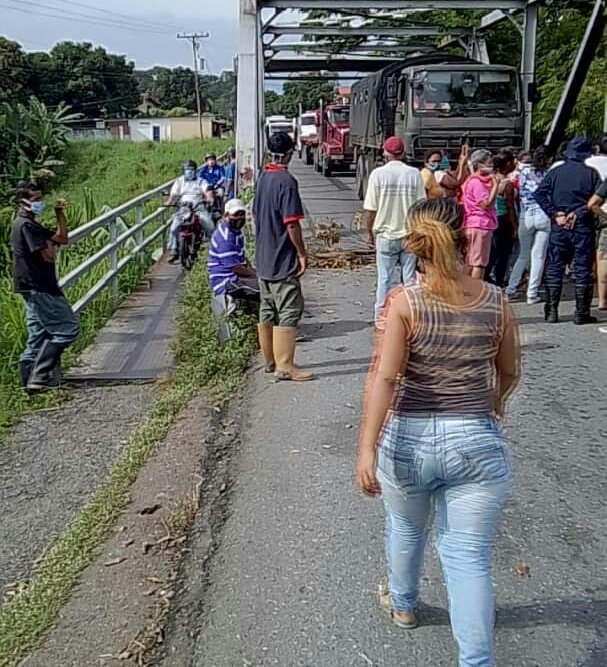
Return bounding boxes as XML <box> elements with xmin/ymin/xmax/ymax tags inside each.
<box><xmin>363</xmin><ymin>170</ymin><xmax>378</xmax><ymax>211</ymax></box>
<box><xmin>170</xmin><ymin>178</ymin><xmax>181</xmax><ymax>198</ymax></box>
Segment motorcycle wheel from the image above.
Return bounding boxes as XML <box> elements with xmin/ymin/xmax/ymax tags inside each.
<box><xmin>180</xmin><ymin>236</ymin><xmax>193</xmax><ymax>271</ymax></box>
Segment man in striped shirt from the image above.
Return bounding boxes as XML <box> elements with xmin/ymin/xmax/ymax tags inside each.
<box><xmin>207</xmin><ymin>199</ymin><xmax>257</xmax><ymax>298</ymax></box>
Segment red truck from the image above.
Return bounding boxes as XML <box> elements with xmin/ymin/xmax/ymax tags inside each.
<box><xmin>312</xmin><ymin>102</ymin><xmax>354</xmax><ymax>177</ymax></box>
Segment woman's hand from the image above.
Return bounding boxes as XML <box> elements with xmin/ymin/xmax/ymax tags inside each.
<box><xmin>356</xmin><ymin>447</ymin><xmax>381</xmax><ymax>498</ymax></box>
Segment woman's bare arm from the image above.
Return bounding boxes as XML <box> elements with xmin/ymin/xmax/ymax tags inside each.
<box><xmin>495</xmin><ymin>301</ymin><xmax>521</xmax><ymax>418</ymax></box>
<box><xmin>359</xmin><ymin>292</ymin><xmax>410</xmax><ymax>452</ymax></box>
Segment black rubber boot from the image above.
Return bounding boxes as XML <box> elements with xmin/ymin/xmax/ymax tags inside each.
<box><xmin>27</xmin><ymin>341</ymin><xmax>64</xmax><ymax>391</ymax></box>
<box><xmin>544</xmin><ymin>286</ymin><xmax>562</xmax><ymax>324</ymax></box>
<box><xmin>574</xmin><ymin>285</ymin><xmax>598</xmax><ymax>325</ymax></box>
<box><xmin>19</xmin><ymin>360</ymin><xmax>33</xmax><ymax>388</ymax></box>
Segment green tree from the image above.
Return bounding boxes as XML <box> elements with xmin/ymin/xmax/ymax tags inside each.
<box><xmin>0</xmin><ymin>38</ymin><xmax>27</xmax><ymax>104</ymax></box>
<box><xmin>28</xmin><ymin>42</ymin><xmax>139</xmax><ymax>117</ymax></box>
<box><xmin>281</xmin><ymin>79</ymin><xmax>335</xmax><ymax>116</ymax></box>
<box><xmin>265</xmin><ymin>90</ymin><xmax>284</xmax><ymax>116</ymax></box>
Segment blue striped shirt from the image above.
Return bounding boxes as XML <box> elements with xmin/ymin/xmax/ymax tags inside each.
<box><xmin>207</xmin><ymin>221</ymin><xmax>246</xmax><ymax>296</ymax></box>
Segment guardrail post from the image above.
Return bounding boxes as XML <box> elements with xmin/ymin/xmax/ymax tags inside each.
<box><xmin>135</xmin><ymin>203</ymin><xmax>144</xmax><ymax>267</ymax></box>
<box><xmin>109</xmin><ymin>216</ymin><xmax>119</xmax><ymax>306</ymax></box>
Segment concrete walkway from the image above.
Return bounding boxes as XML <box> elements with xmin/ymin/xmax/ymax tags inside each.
<box><xmin>162</xmin><ymin>160</ymin><xmax>607</xmax><ymax>666</ymax></box>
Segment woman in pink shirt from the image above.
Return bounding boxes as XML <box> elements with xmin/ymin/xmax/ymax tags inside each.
<box><xmin>462</xmin><ymin>150</ymin><xmax>499</xmax><ymax>278</ymax></box>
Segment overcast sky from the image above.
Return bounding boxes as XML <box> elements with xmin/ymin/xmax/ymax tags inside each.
<box><xmin>2</xmin><ymin>0</ymin><xmax>240</xmax><ymax>73</ymax></box>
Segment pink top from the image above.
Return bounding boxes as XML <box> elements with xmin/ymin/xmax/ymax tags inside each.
<box><xmin>462</xmin><ymin>175</ymin><xmax>498</xmax><ymax>231</ymax></box>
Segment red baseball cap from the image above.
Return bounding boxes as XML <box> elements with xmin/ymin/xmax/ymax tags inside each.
<box><xmin>383</xmin><ymin>136</ymin><xmax>405</xmax><ymax>156</ymax></box>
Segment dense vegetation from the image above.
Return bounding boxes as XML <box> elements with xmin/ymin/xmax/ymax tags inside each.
<box><xmin>0</xmin><ymin>137</ymin><xmax>227</xmax><ymax>431</ymax></box>
<box><xmin>0</xmin><ymin>37</ymin><xmax>234</xmax><ymax>120</ymax></box>
<box><xmin>303</xmin><ymin>1</ymin><xmax>607</xmax><ymax>142</ymax></box>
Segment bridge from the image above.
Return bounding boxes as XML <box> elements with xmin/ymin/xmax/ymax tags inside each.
<box><xmin>2</xmin><ymin>3</ymin><xmax>607</xmax><ymax>665</ymax></box>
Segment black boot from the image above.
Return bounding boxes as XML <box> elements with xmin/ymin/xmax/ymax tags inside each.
<box><xmin>574</xmin><ymin>285</ymin><xmax>598</xmax><ymax>325</ymax></box>
<box><xmin>19</xmin><ymin>360</ymin><xmax>33</xmax><ymax>388</ymax></box>
<box><xmin>27</xmin><ymin>341</ymin><xmax>64</xmax><ymax>391</ymax></box>
<box><xmin>544</xmin><ymin>285</ymin><xmax>562</xmax><ymax>324</ymax></box>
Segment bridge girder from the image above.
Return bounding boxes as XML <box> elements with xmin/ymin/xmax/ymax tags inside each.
<box><xmin>236</xmin><ymin>0</ymin><xmax>539</xmax><ymax>184</ymax></box>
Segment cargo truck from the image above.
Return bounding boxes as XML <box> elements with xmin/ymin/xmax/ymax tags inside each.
<box><xmin>296</xmin><ymin>110</ymin><xmax>318</xmax><ymax>165</ymax></box>
<box><xmin>350</xmin><ymin>53</ymin><xmax>524</xmax><ymax>199</ymax></box>
<box><xmin>312</xmin><ymin>101</ymin><xmax>354</xmax><ymax>177</ymax></box>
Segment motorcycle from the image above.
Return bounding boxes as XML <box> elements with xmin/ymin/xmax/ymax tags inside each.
<box><xmin>174</xmin><ymin>201</ymin><xmax>202</xmax><ymax>270</ymax></box>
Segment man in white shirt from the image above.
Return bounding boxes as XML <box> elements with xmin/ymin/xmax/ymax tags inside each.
<box><xmin>166</xmin><ymin>159</ymin><xmax>210</xmax><ymax>262</ymax></box>
<box><xmin>364</xmin><ymin>136</ymin><xmax>426</xmax><ymax>322</ymax></box>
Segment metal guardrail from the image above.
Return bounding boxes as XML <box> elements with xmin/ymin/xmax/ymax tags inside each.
<box><xmin>59</xmin><ymin>151</ymin><xmax>229</xmax><ymax>315</ymax></box>
<box><xmin>59</xmin><ymin>179</ymin><xmax>175</xmax><ymax>314</ymax></box>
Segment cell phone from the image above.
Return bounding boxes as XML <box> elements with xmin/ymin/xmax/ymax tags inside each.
<box><xmin>460</xmin><ymin>132</ymin><xmax>470</xmax><ymax>146</ymax></box>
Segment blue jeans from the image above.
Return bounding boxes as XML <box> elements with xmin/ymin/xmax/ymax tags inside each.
<box><xmin>377</xmin><ymin>414</ymin><xmax>512</xmax><ymax>667</ymax></box>
<box><xmin>168</xmin><ymin>208</ymin><xmax>215</xmax><ymax>254</ymax></box>
<box><xmin>20</xmin><ymin>292</ymin><xmax>79</xmax><ymax>363</ymax></box>
<box><xmin>506</xmin><ymin>204</ymin><xmax>550</xmax><ymax>299</ymax></box>
<box><xmin>375</xmin><ymin>235</ymin><xmax>417</xmax><ymax>321</ymax></box>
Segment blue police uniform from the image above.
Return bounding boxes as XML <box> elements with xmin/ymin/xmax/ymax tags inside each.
<box><xmin>198</xmin><ymin>164</ymin><xmax>225</xmax><ymax>189</ymax></box>
<box><xmin>534</xmin><ymin>137</ymin><xmax>600</xmax><ymax>324</ymax></box>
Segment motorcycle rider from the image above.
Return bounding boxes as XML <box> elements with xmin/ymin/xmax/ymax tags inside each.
<box><xmin>225</xmin><ymin>147</ymin><xmax>237</xmax><ymax>201</ymax></box>
<box><xmin>166</xmin><ymin>160</ymin><xmax>211</xmax><ymax>263</ymax></box>
<box><xmin>198</xmin><ymin>152</ymin><xmax>226</xmax><ymax>207</ymax></box>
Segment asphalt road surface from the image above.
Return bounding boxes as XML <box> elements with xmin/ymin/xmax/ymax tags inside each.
<box><xmin>163</xmin><ymin>161</ymin><xmax>607</xmax><ymax>667</ymax></box>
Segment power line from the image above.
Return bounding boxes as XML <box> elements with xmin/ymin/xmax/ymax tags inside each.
<box><xmin>177</xmin><ymin>32</ymin><xmax>210</xmax><ymax>140</ymax></box>
<box><xmin>0</xmin><ymin>0</ymin><xmax>170</xmax><ymax>36</ymax></box>
<box><xmin>40</xmin><ymin>0</ymin><xmax>173</xmax><ymax>33</ymax></box>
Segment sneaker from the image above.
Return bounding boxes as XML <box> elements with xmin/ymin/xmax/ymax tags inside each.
<box><xmin>168</xmin><ymin>254</ymin><xmax>179</xmax><ymax>264</ymax></box>
<box><xmin>505</xmin><ymin>292</ymin><xmax>522</xmax><ymax>301</ymax></box>
<box><xmin>527</xmin><ymin>296</ymin><xmax>542</xmax><ymax>305</ymax></box>
<box><xmin>599</xmin><ymin>326</ymin><xmax>607</xmax><ymax>334</ymax></box>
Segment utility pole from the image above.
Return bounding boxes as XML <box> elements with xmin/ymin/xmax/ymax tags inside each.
<box><xmin>177</xmin><ymin>31</ymin><xmax>210</xmax><ymax>140</ymax></box>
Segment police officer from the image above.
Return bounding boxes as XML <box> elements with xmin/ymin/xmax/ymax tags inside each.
<box><xmin>534</xmin><ymin>137</ymin><xmax>600</xmax><ymax>325</ymax></box>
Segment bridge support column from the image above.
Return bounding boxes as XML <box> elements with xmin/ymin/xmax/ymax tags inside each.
<box><xmin>236</xmin><ymin>0</ymin><xmax>263</xmax><ymax>193</ymax></box>
<box><xmin>521</xmin><ymin>2</ymin><xmax>538</xmax><ymax>151</ymax></box>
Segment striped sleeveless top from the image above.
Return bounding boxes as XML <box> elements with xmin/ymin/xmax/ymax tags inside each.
<box><xmin>394</xmin><ymin>282</ymin><xmax>505</xmax><ymax>415</ymax></box>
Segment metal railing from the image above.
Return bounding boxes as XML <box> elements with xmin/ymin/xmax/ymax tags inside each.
<box><xmin>59</xmin><ymin>179</ymin><xmax>175</xmax><ymax>314</ymax></box>
<box><xmin>59</xmin><ymin>151</ymin><xmax>229</xmax><ymax>315</ymax></box>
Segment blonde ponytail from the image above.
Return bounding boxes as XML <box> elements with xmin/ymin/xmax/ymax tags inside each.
<box><xmin>405</xmin><ymin>198</ymin><xmax>463</xmax><ymax>304</ymax></box>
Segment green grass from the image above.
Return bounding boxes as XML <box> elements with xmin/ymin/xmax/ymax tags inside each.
<box><xmin>0</xmin><ymin>259</ymin><xmax>257</xmax><ymax>667</ymax></box>
<box><xmin>0</xmin><ymin>138</ymin><xmax>229</xmax><ymax>430</ymax></box>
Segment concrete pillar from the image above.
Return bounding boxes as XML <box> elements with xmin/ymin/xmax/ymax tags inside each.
<box><xmin>521</xmin><ymin>3</ymin><xmax>538</xmax><ymax>150</ymax></box>
<box><xmin>236</xmin><ymin>0</ymin><xmax>262</xmax><ymax>193</ymax></box>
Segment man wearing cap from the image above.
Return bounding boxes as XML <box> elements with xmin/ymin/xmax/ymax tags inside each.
<box><xmin>534</xmin><ymin>137</ymin><xmax>601</xmax><ymax>325</ymax></box>
<box><xmin>364</xmin><ymin>136</ymin><xmax>426</xmax><ymax>323</ymax></box>
<box><xmin>252</xmin><ymin>132</ymin><xmax>313</xmax><ymax>382</ymax></box>
<box><xmin>208</xmin><ymin>198</ymin><xmax>257</xmax><ymax>300</ymax></box>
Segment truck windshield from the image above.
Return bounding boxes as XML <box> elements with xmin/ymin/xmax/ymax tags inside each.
<box><xmin>328</xmin><ymin>108</ymin><xmax>349</xmax><ymax>124</ymax></box>
<box><xmin>270</xmin><ymin>123</ymin><xmax>293</xmax><ymax>134</ymax></box>
<box><xmin>411</xmin><ymin>70</ymin><xmax>520</xmax><ymax>117</ymax></box>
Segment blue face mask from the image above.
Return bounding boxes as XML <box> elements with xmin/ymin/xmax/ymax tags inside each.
<box><xmin>30</xmin><ymin>201</ymin><xmax>45</xmax><ymax>215</ymax></box>
<box><xmin>184</xmin><ymin>169</ymin><xmax>195</xmax><ymax>181</ymax></box>
<box><xmin>428</xmin><ymin>163</ymin><xmax>440</xmax><ymax>172</ymax></box>
<box><xmin>482</xmin><ymin>166</ymin><xmax>494</xmax><ymax>175</ymax></box>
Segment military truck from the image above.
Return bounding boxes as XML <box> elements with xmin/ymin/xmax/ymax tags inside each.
<box><xmin>350</xmin><ymin>53</ymin><xmax>524</xmax><ymax>199</ymax></box>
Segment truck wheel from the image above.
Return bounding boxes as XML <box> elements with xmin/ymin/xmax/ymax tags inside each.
<box><xmin>305</xmin><ymin>147</ymin><xmax>313</xmax><ymax>165</ymax></box>
<box><xmin>322</xmin><ymin>157</ymin><xmax>332</xmax><ymax>177</ymax></box>
<box><xmin>356</xmin><ymin>156</ymin><xmax>365</xmax><ymax>200</ymax></box>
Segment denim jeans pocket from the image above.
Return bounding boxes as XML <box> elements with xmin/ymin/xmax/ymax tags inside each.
<box><xmin>457</xmin><ymin>420</ymin><xmax>511</xmax><ymax>482</ymax></box>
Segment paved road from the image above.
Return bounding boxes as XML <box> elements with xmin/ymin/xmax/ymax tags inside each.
<box><xmin>164</xmin><ymin>161</ymin><xmax>607</xmax><ymax>666</ymax></box>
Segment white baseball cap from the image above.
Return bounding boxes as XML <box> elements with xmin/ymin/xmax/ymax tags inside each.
<box><xmin>225</xmin><ymin>198</ymin><xmax>247</xmax><ymax>215</ymax></box>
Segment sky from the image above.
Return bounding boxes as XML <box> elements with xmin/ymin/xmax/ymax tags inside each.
<box><xmin>2</xmin><ymin>0</ymin><xmax>240</xmax><ymax>73</ymax></box>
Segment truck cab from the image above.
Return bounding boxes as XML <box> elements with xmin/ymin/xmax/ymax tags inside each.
<box><xmin>396</xmin><ymin>64</ymin><xmax>523</xmax><ymax>162</ymax></box>
<box><xmin>296</xmin><ymin>111</ymin><xmax>318</xmax><ymax>164</ymax></box>
<box><xmin>313</xmin><ymin>103</ymin><xmax>354</xmax><ymax>177</ymax></box>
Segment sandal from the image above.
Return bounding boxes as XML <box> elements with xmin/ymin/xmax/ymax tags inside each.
<box><xmin>378</xmin><ymin>579</ymin><xmax>419</xmax><ymax>630</ymax></box>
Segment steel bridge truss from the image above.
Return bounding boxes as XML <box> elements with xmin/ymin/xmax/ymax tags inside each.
<box><xmin>236</xmin><ymin>0</ymin><xmax>540</xmax><ymax>181</ymax></box>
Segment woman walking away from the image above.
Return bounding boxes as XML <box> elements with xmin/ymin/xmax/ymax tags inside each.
<box><xmin>420</xmin><ymin>150</ymin><xmax>444</xmax><ymax>199</ymax></box>
<box><xmin>486</xmin><ymin>150</ymin><xmax>518</xmax><ymax>287</ymax></box>
<box><xmin>356</xmin><ymin>198</ymin><xmax>520</xmax><ymax>667</ymax></box>
<box><xmin>506</xmin><ymin>148</ymin><xmax>551</xmax><ymax>304</ymax></box>
<box><xmin>462</xmin><ymin>150</ymin><xmax>499</xmax><ymax>279</ymax></box>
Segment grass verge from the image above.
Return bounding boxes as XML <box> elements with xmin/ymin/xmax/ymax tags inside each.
<box><xmin>0</xmin><ymin>260</ymin><xmax>257</xmax><ymax>667</ymax></box>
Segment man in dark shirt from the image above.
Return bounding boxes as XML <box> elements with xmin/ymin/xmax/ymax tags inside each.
<box><xmin>587</xmin><ymin>178</ymin><xmax>607</xmax><ymax>314</ymax></box>
<box><xmin>252</xmin><ymin>132</ymin><xmax>313</xmax><ymax>382</ymax></box>
<box><xmin>534</xmin><ymin>137</ymin><xmax>600</xmax><ymax>325</ymax></box>
<box><xmin>10</xmin><ymin>182</ymin><xmax>79</xmax><ymax>390</ymax></box>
